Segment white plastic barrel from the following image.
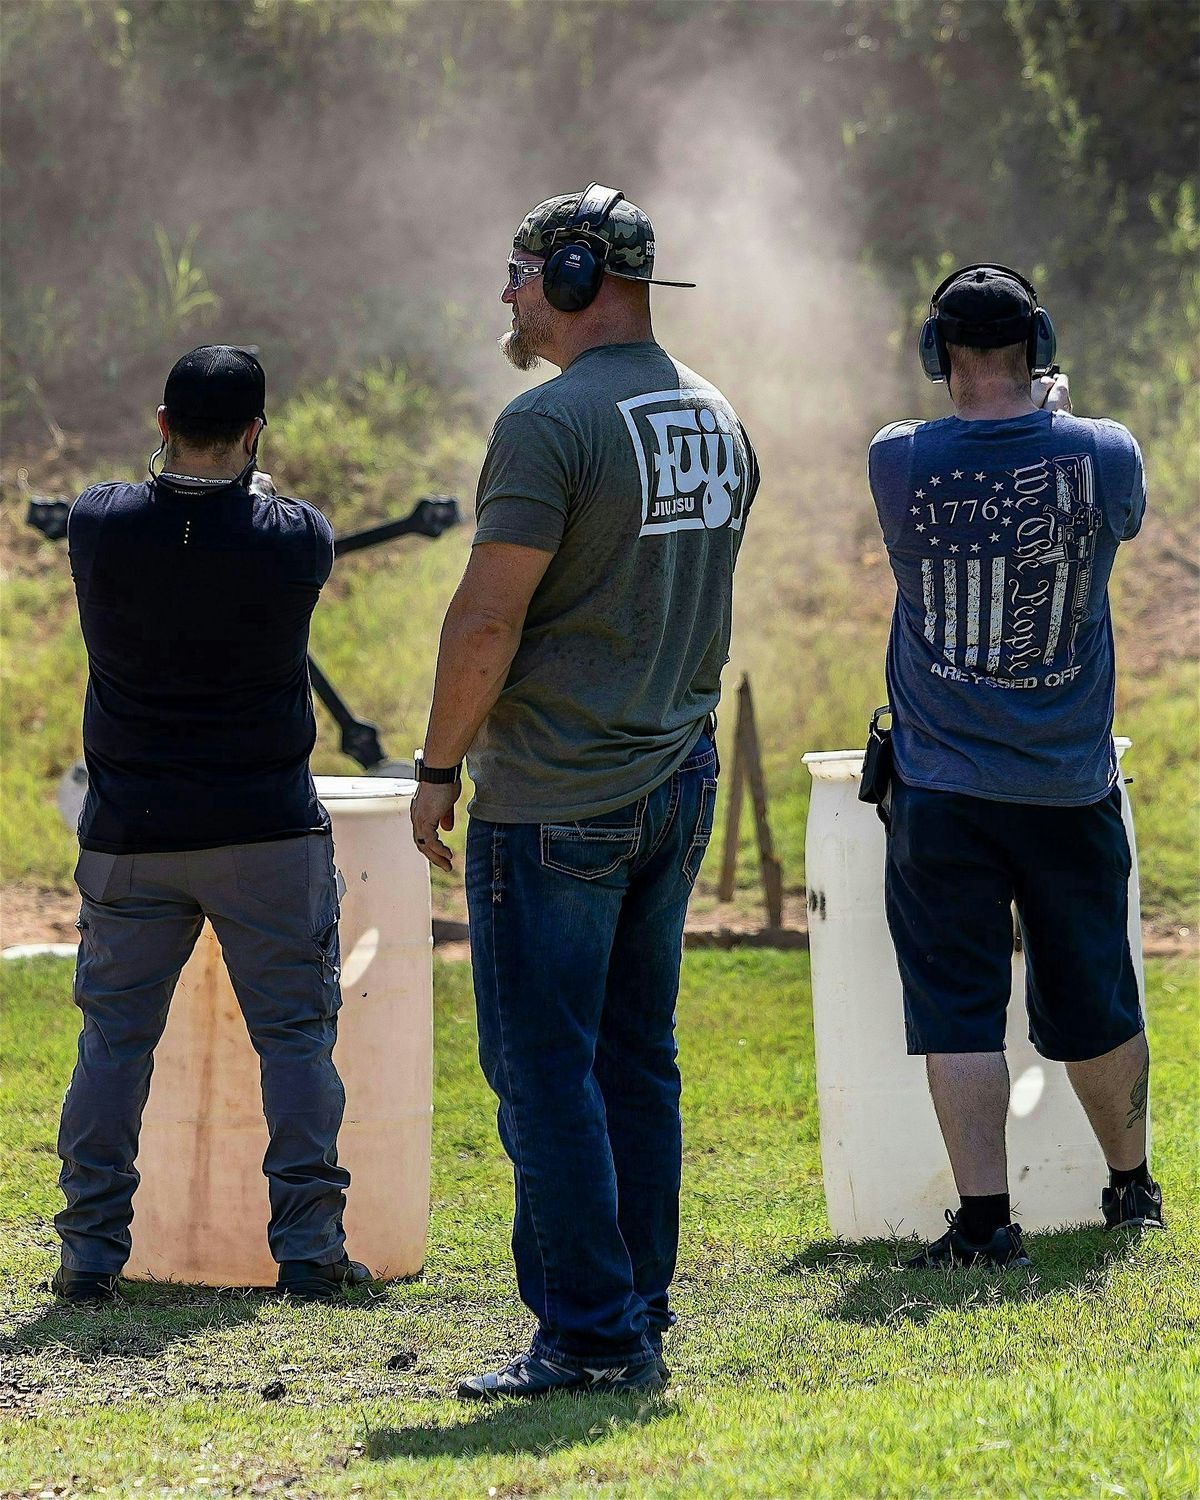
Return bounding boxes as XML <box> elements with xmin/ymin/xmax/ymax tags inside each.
<box><xmin>801</xmin><ymin>741</ymin><xmax>1145</xmax><ymax>1241</ymax></box>
<box><xmin>125</xmin><ymin>777</ymin><xmax>432</xmax><ymax>1286</ymax></box>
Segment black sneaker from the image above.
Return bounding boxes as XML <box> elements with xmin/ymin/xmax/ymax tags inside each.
<box><xmin>648</xmin><ymin>1336</ymin><xmax>672</xmax><ymax>1382</ymax></box>
<box><xmin>51</xmin><ymin>1267</ymin><xmax>119</xmax><ymax>1304</ymax></box>
<box><xmin>457</xmin><ymin>1351</ymin><xmax>665</xmax><ymax>1402</ymax></box>
<box><xmin>1102</xmin><ymin>1177</ymin><xmax>1165</xmax><ymax>1231</ymax></box>
<box><xmin>903</xmin><ymin>1210</ymin><xmax>1032</xmax><ymax>1270</ymax></box>
<box><xmin>276</xmin><ymin>1253</ymin><xmax>374</xmax><ymax>1301</ymax></box>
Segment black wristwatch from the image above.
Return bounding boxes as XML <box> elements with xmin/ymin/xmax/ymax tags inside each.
<box><xmin>414</xmin><ymin>750</ymin><xmax>461</xmax><ymax>785</ymax></box>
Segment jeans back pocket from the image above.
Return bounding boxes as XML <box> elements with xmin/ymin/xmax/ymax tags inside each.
<box><xmin>539</xmin><ymin>801</ymin><xmax>645</xmax><ymax>881</ymax></box>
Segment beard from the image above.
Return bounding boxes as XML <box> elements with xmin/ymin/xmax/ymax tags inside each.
<box><xmin>499</xmin><ymin>302</ymin><xmax>552</xmax><ymax>371</ymax></box>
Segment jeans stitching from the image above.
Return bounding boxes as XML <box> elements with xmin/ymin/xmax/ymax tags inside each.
<box><xmin>682</xmin><ymin>779</ymin><xmax>718</xmax><ymax>886</ymax></box>
<box><xmin>641</xmin><ymin>774</ymin><xmax>681</xmax><ymax>866</ymax></box>
<box><xmin>492</xmin><ymin>825</ymin><xmax>504</xmax><ymax>905</ymax></box>
<box><xmin>539</xmin><ymin>797</ymin><xmax>646</xmax><ymax>879</ymax></box>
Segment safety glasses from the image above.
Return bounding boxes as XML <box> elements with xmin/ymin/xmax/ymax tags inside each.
<box><xmin>507</xmin><ymin>258</ymin><xmax>545</xmax><ymax>291</ymax></box>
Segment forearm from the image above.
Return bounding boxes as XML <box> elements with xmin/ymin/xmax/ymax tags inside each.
<box><xmin>421</xmin><ymin>598</ymin><xmax>522</xmax><ymax>767</ymax></box>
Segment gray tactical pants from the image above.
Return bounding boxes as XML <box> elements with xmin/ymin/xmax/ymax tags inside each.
<box><xmin>57</xmin><ymin>833</ymin><xmax>350</xmax><ymax>1274</ymax></box>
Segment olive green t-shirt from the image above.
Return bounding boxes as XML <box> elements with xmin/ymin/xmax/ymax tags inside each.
<box><xmin>468</xmin><ymin>340</ymin><xmax>759</xmax><ymax>823</ymax></box>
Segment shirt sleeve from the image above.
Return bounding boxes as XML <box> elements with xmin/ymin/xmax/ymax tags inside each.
<box><xmin>1120</xmin><ymin>433</ymin><xmax>1147</xmax><ymax>542</ymax></box>
<box><xmin>472</xmin><ymin>411</ymin><xmax>583</xmax><ymax>555</ymax></box>
<box><xmin>311</xmin><ymin>507</ymin><xmax>334</xmax><ymax>587</ymax></box>
<box><xmin>66</xmin><ymin>487</ymin><xmax>103</xmax><ymax>597</ymax></box>
<box><xmin>867</xmin><ymin>422</ymin><xmax>917</xmax><ymax>549</ymax></box>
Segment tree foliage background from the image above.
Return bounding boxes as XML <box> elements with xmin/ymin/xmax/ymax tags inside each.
<box><xmin>1</xmin><ymin>0</ymin><xmax>1196</xmax><ymax>912</ymax></box>
<box><xmin>3</xmin><ymin>0</ymin><xmax>1197</xmax><ymax>506</ymax></box>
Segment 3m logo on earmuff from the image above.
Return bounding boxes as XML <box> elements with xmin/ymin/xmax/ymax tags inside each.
<box><xmin>542</xmin><ymin>183</ymin><xmax>625</xmax><ymax>313</ymax></box>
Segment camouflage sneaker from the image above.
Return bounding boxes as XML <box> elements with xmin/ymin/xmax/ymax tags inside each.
<box><xmin>457</xmin><ymin>1351</ymin><xmax>665</xmax><ymax>1402</ymax></box>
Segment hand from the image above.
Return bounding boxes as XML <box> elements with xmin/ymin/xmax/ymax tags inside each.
<box><xmin>411</xmin><ymin>780</ymin><xmax>461</xmax><ymax>872</ymax></box>
<box><xmin>1032</xmin><ymin>372</ymin><xmax>1071</xmax><ymax>412</ymax></box>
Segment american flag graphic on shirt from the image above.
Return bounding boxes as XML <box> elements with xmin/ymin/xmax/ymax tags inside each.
<box><xmin>911</xmin><ymin>453</ymin><xmax>1101</xmax><ymax>686</ymax></box>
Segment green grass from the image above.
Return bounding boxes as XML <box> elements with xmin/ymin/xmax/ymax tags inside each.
<box><xmin>2</xmin><ymin>951</ymin><xmax>1197</xmax><ymax>1497</ymax></box>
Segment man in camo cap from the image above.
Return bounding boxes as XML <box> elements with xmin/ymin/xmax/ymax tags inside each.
<box><xmin>412</xmin><ymin>185</ymin><xmax>759</xmax><ymax>1399</ymax></box>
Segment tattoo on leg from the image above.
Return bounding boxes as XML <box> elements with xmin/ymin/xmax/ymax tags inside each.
<box><xmin>1125</xmin><ymin>1058</ymin><xmax>1150</xmax><ymax>1129</ymax></box>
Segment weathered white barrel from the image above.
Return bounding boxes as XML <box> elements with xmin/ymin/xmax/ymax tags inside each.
<box><xmin>125</xmin><ymin>777</ymin><xmax>432</xmax><ymax>1286</ymax></box>
<box><xmin>801</xmin><ymin>741</ymin><xmax>1145</xmax><ymax>1241</ymax></box>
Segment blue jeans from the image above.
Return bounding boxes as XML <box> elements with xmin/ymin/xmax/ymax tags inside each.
<box><xmin>466</xmin><ymin>732</ymin><xmax>718</xmax><ymax>1368</ymax></box>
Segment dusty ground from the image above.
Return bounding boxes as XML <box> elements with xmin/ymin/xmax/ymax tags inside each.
<box><xmin>2</xmin><ymin>882</ymin><xmax>1192</xmax><ymax>959</ymax></box>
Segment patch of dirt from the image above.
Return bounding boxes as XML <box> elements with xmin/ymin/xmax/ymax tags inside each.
<box><xmin>0</xmin><ymin>886</ymin><xmax>79</xmax><ymax>948</ymax></box>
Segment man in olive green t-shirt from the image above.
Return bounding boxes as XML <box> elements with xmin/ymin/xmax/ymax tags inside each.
<box><xmin>411</xmin><ymin>185</ymin><xmax>759</xmax><ymax>1400</ymax></box>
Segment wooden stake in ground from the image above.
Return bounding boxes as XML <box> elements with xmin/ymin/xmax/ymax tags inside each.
<box><xmin>717</xmin><ymin>674</ymin><xmax>784</xmax><ymax>929</ymax></box>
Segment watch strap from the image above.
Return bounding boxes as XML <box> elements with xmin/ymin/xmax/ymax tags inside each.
<box><xmin>414</xmin><ymin>750</ymin><xmax>461</xmax><ymax>784</ymax></box>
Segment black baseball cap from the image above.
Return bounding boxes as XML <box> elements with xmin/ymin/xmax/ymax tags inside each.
<box><xmin>935</xmin><ymin>267</ymin><xmax>1034</xmax><ymax>348</ymax></box>
<box><xmin>163</xmin><ymin>345</ymin><xmax>267</xmax><ymax>426</ymax></box>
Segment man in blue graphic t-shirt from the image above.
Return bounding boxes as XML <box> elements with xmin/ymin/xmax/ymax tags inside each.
<box><xmin>868</xmin><ymin>266</ymin><xmax>1162</xmax><ymax>1269</ymax></box>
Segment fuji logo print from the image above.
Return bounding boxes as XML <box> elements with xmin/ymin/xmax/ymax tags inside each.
<box><xmin>618</xmin><ymin>390</ymin><xmax>749</xmax><ymax>537</ymax></box>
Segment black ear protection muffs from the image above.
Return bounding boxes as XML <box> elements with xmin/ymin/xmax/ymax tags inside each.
<box><xmin>541</xmin><ymin>183</ymin><xmax>625</xmax><ymax>313</ymax></box>
<box><xmin>919</xmin><ymin>264</ymin><xmax>1056</xmax><ymax>383</ymax></box>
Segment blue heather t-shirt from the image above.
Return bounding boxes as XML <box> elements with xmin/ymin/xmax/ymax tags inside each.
<box><xmin>868</xmin><ymin>410</ymin><xmax>1145</xmax><ymax>806</ymax></box>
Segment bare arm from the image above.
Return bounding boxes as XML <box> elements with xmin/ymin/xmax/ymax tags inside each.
<box><xmin>411</xmin><ymin>541</ymin><xmax>553</xmax><ymax>870</ymax></box>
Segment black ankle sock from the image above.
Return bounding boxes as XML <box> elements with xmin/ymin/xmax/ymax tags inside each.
<box><xmin>958</xmin><ymin>1193</ymin><xmax>1011</xmax><ymax>1243</ymax></box>
<box><xmin>1108</xmin><ymin>1158</ymin><xmax>1151</xmax><ymax>1191</ymax></box>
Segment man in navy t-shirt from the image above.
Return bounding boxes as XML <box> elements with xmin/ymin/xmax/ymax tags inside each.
<box><xmin>868</xmin><ymin>267</ymin><xmax>1162</xmax><ymax>1268</ymax></box>
<box><xmin>54</xmin><ymin>346</ymin><xmax>370</xmax><ymax>1303</ymax></box>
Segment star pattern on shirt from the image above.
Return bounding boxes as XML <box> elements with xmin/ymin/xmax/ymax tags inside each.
<box><xmin>989</xmin><ymin>533</ymin><xmax>1000</xmax><ymax>542</ymax></box>
<box><xmin>1003</xmin><ymin>497</ymin><xmax>1013</xmax><ymax>507</ymax></box>
<box><xmin>929</xmin><ymin>535</ymin><xmax>941</xmax><ymax>546</ymax></box>
<box><xmin>975</xmin><ymin>472</ymin><xmax>986</xmax><ymax>482</ymax></box>
<box><xmin>910</xmin><ymin>506</ymin><xmax>920</xmax><ymax>516</ymax></box>
<box><xmin>1002</xmin><ymin>516</ymin><xmax>1013</xmax><ymax>526</ymax></box>
<box><xmin>949</xmin><ymin>544</ymin><xmax>959</xmax><ymax>553</ymax></box>
<box><xmin>929</xmin><ymin>476</ymin><xmax>942</xmax><ymax>486</ymax></box>
<box><xmin>915</xmin><ymin>523</ymin><xmax>926</xmax><ymax>532</ymax></box>
<box><xmin>915</xmin><ymin>489</ymin><xmax>925</xmax><ymax>499</ymax></box>
<box><xmin>951</xmin><ymin>469</ymin><xmax>964</xmax><ymax>479</ymax></box>
<box><xmin>993</xmin><ymin>482</ymin><xmax>1004</xmax><ymax>492</ymax></box>
<box><xmin>969</xmin><ymin>543</ymin><xmax>980</xmax><ymax>553</ymax></box>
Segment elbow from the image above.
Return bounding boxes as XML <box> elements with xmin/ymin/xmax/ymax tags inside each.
<box><xmin>446</xmin><ymin>607</ymin><xmax>522</xmax><ymax>652</ymax></box>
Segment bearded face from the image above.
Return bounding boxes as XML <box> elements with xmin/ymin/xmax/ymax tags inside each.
<box><xmin>499</xmin><ymin>295</ymin><xmax>554</xmax><ymax>371</ymax></box>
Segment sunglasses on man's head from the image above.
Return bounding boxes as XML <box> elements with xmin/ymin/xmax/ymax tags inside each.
<box><xmin>507</xmin><ymin>258</ymin><xmax>545</xmax><ymax>291</ymax></box>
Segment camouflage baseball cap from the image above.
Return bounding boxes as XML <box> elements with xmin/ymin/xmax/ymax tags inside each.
<box><xmin>513</xmin><ymin>189</ymin><xmax>696</xmax><ymax>287</ymax></box>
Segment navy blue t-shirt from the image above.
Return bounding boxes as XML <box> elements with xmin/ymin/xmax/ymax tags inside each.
<box><xmin>868</xmin><ymin>410</ymin><xmax>1145</xmax><ymax>806</ymax></box>
<box><xmin>68</xmin><ymin>474</ymin><xmax>333</xmax><ymax>853</ymax></box>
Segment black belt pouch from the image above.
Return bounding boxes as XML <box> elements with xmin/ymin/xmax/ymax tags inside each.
<box><xmin>858</xmin><ymin>705</ymin><xmax>894</xmax><ymax>827</ymax></box>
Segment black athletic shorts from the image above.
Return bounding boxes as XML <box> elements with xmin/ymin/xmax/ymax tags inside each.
<box><xmin>884</xmin><ymin>777</ymin><xmax>1143</xmax><ymax>1062</ymax></box>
